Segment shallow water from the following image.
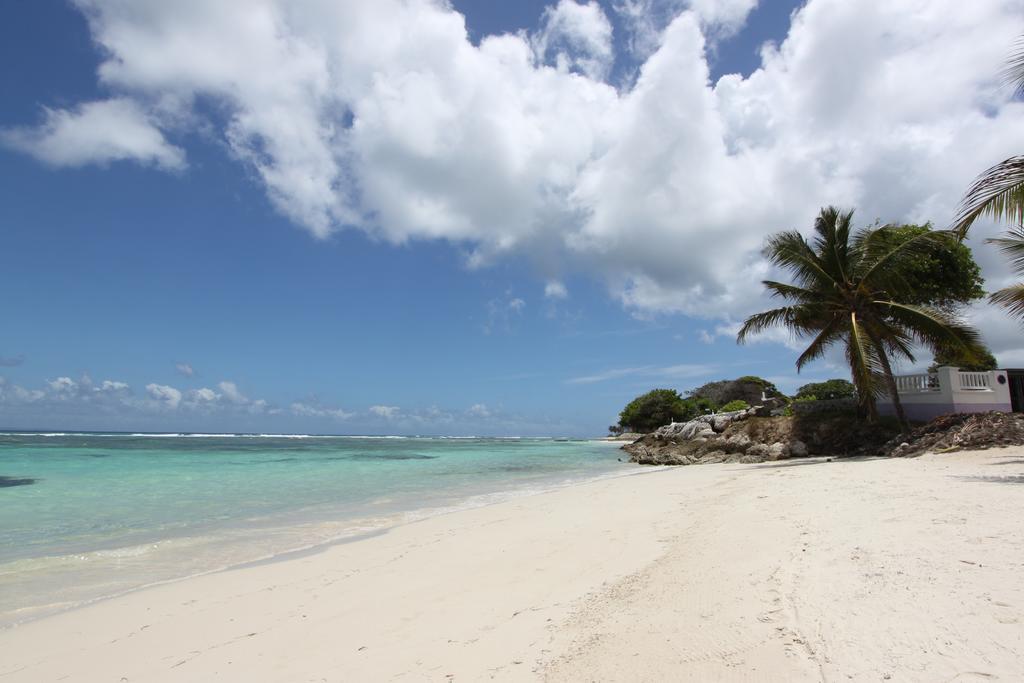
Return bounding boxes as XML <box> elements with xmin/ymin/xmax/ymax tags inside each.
<box><xmin>0</xmin><ymin>432</ymin><xmax>629</xmax><ymax>626</ymax></box>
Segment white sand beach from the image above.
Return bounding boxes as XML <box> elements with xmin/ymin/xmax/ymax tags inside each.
<box><xmin>3</xmin><ymin>449</ymin><xmax>1023</xmax><ymax>681</ymax></box>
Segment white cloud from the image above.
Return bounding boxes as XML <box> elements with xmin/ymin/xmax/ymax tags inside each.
<box><xmin>533</xmin><ymin>0</ymin><xmax>615</xmax><ymax>81</ymax></box>
<box><xmin>544</xmin><ymin>280</ymin><xmax>569</xmax><ymax>299</ymax></box>
<box><xmin>7</xmin><ymin>0</ymin><xmax>1024</xmax><ymax>330</ymax></box>
<box><xmin>613</xmin><ymin>0</ymin><xmax>757</xmax><ymax>60</ymax></box>
<box><xmin>97</xmin><ymin>380</ymin><xmax>131</xmax><ymax>395</ymax></box>
<box><xmin>687</xmin><ymin>0</ymin><xmax>759</xmax><ymax>36</ymax></box>
<box><xmin>567</xmin><ymin>362</ymin><xmax>716</xmax><ymax>384</ymax></box>
<box><xmin>146</xmin><ymin>383</ymin><xmax>182</xmax><ymax>409</ymax></box>
<box><xmin>187</xmin><ymin>387</ymin><xmax>218</xmax><ymax>404</ymax></box>
<box><xmin>1</xmin><ymin>98</ymin><xmax>185</xmax><ymax>170</ymax></box>
<box><xmin>369</xmin><ymin>405</ymin><xmax>401</xmax><ymax>419</ymax></box>
<box><xmin>175</xmin><ymin>363</ymin><xmax>195</xmax><ymax>377</ymax></box>
<box><xmin>467</xmin><ymin>403</ymin><xmax>491</xmax><ymax>418</ymax></box>
<box><xmin>290</xmin><ymin>401</ymin><xmax>354</xmax><ymax>420</ymax></box>
<box><xmin>217</xmin><ymin>381</ymin><xmax>247</xmax><ymax>404</ymax></box>
<box><xmin>48</xmin><ymin>376</ymin><xmax>78</xmax><ymax>395</ymax></box>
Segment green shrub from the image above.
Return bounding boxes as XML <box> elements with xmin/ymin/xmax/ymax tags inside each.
<box><xmin>617</xmin><ymin>390</ymin><xmax>717</xmax><ymax>433</ymax></box>
<box><xmin>719</xmin><ymin>399</ymin><xmax>750</xmax><ymax>412</ymax></box>
<box><xmin>794</xmin><ymin>379</ymin><xmax>855</xmax><ymax>401</ymax></box>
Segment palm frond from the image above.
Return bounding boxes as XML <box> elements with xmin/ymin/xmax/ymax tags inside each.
<box><xmin>875</xmin><ymin>301</ymin><xmax>984</xmax><ymax>359</ymax></box>
<box><xmin>762</xmin><ymin>280</ymin><xmax>824</xmax><ymax>303</ymax></box>
<box><xmin>846</xmin><ymin>314</ymin><xmax>884</xmax><ymax>410</ymax></box>
<box><xmin>986</xmin><ymin>226</ymin><xmax>1024</xmax><ymax>273</ymax></box>
<box><xmin>869</xmin><ymin>317</ymin><xmax>918</xmax><ymax>364</ymax></box>
<box><xmin>990</xmin><ymin>283</ymin><xmax>1024</xmax><ymax>319</ymax></box>
<box><xmin>795</xmin><ymin>315</ymin><xmax>844</xmax><ymax>371</ymax></box>
<box><xmin>812</xmin><ymin>207</ymin><xmax>855</xmax><ymax>284</ymax></box>
<box><xmin>952</xmin><ymin>156</ymin><xmax>1024</xmax><ymax>236</ymax></box>
<box><xmin>1002</xmin><ymin>36</ymin><xmax>1024</xmax><ymax>97</ymax></box>
<box><xmin>763</xmin><ymin>231</ymin><xmax>837</xmax><ymax>289</ymax></box>
<box><xmin>736</xmin><ymin>306</ymin><xmax>801</xmax><ymax>344</ymax></box>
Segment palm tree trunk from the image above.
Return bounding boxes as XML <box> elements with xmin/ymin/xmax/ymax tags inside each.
<box><xmin>867</xmin><ymin>331</ymin><xmax>911</xmax><ymax>434</ymax></box>
<box><xmin>851</xmin><ymin>376</ymin><xmax>879</xmax><ymax>423</ymax></box>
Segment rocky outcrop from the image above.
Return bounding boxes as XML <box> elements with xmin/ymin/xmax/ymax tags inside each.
<box><xmin>885</xmin><ymin>412</ymin><xmax>1024</xmax><ymax>457</ymax></box>
<box><xmin>624</xmin><ymin>409</ymin><xmax>896</xmax><ymax>466</ymax></box>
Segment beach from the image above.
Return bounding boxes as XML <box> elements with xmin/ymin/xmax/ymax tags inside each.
<box><xmin>3</xmin><ymin>448</ymin><xmax>1023</xmax><ymax>681</ymax></box>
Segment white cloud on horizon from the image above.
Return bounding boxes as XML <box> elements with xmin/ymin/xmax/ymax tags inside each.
<box><xmin>567</xmin><ymin>362</ymin><xmax>717</xmax><ymax>385</ymax></box>
<box><xmin>4</xmin><ymin>0</ymin><xmax>1024</xmax><ymax>364</ymax></box>
<box><xmin>290</xmin><ymin>401</ymin><xmax>354</xmax><ymax>420</ymax></box>
<box><xmin>145</xmin><ymin>383</ymin><xmax>182</xmax><ymax>410</ymax></box>
<box><xmin>369</xmin><ymin>405</ymin><xmax>401</xmax><ymax>419</ymax></box>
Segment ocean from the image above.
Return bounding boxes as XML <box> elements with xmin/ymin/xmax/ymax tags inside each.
<box><xmin>0</xmin><ymin>432</ymin><xmax>630</xmax><ymax>627</ymax></box>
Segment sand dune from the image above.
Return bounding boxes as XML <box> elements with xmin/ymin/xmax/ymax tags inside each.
<box><xmin>3</xmin><ymin>449</ymin><xmax>1023</xmax><ymax>681</ymax></box>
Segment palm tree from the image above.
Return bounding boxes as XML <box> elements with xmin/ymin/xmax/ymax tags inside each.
<box><xmin>954</xmin><ymin>37</ymin><xmax>1024</xmax><ymax>322</ymax></box>
<box><xmin>988</xmin><ymin>227</ymin><xmax>1024</xmax><ymax>318</ymax></box>
<box><xmin>953</xmin><ymin>38</ymin><xmax>1024</xmax><ymax>236</ymax></box>
<box><xmin>738</xmin><ymin>207</ymin><xmax>983</xmax><ymax>433</ymax></box>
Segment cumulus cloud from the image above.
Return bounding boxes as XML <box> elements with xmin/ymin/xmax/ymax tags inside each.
<box><xmin>290</xmin><ymin>401</ymin><xmax>354</xmax><ymax>420</ymax></box>
<box><xmin>175</xmin><ymin>363</ymin><xmax>195</xmax><ymax>377</ymax></box>
<box><xmin>369</xmin><ymin>405</ymin><xmax>401</xmax><ymax>419</ymax></box>
<box><xmin>1</xmin><ymin>98</ymin><xmax>185</xmax><ymax>170</ymax></box>
<box><xmin>613</xmin><ymin>0</ymin><xmax>756</xmax><ymax>60</ymax></box>
<box><xmin>146</xmin><ymin>383</ymin><xmax>182</xmax><ymax>409</ymax></box>
<box><xmin>533</xmin><ymin>0</ymin><xmax>615</xmax><ymax>80</ymax></box>
<box><xmin>467</xmin><ymin>403</ymin><xmax>491</xmax><ymax>418</ymax></box>
<box><xmin>6</xmin><ymin>0</ymin><xmax>1024</xmax><ymax>334</ymax></box>
<box><xmin>97</xmin><ymin>380</ymin><xmax>131</xmax><ymax>395</ymax></box>
<box><xmin>544</xmin><ymin>280</ymin><xmax>569</xmax><ymax>299</ymax></box>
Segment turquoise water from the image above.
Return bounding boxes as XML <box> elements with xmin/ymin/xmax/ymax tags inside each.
<box><xmin>0</xmin><ymin>432</ymin><xmax>629</xmax><ymax>626</ymax></box>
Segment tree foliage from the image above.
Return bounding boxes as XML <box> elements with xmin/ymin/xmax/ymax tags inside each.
<box><xmin>617</xmin><ymin>389</ymin><xmax>715</xmax><ymax>433</ymax></box>
<box><xmin>689</xmin><ymin>376</ymin><xmax>780</xmax><ymax>407</ymax></box>
<box><xmin>929</xmin><ymin>341</ymin><xmax>999</xmax><ymax>372</ymax></box>
<box><xmin>737</xmin><ymin>207</ymin><xmax>984</xmax><ymax>432</ymax></box>
<box><xmin>794</xmin><ymin>379</ymin><xmax>856</xmax><ymax>401</ymax></box>
<box><xmin>873</xmin><ymin>224</ymin><xmax>985</xmax><ymax>311</ymax></box>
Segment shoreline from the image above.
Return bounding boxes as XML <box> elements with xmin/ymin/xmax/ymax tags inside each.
<box><xmin>0</xmin><ymin>452</ymin><xmax>645</xmax><ymax>630</ymax></box>
<box><xmin>3</xmin><ymin>448</ymin><xmax>1023</xmax><ymax>680</ymax></box>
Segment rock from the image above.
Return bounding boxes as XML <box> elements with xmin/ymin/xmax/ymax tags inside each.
<box><xmin>882</xmin><ymin>412</ymin><xmax>1024</xmax><ymax>457</ymax></box>
<box><xmin>767</xmin><ymin>442</ymin><xmax>789</xmax><ymax>460</ymax></box>
<box><xmin>746</xmin><ymin>443</ymin><xmax>770</xmax><ymax>458</ymax></box>
<box><xmin>789</xmin><ymin>440</ymin><xmax>808</xmax><ymax>457</ymax></box>
<box><xmin>722</xmin><ymin>434</ymin><xmax>752</xmax><ymax>453</ymax></box>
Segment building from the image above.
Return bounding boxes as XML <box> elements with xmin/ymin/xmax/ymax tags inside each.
<box><xmin>878</xmin><ymin>366</ymin><xmax>1020</xmax><ymax>422</ymax></box>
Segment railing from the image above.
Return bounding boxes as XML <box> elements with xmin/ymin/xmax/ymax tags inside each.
<box><xmin>959</xmin><ymin>372</ymin><xmax>992</xmax><ymax>391</ymax></box>
<box><xmin>895</xmin><ymin>373</ymin><xmax>940</xmax><ymax>393</ymax></box>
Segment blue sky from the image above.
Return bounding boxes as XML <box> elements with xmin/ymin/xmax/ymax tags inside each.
<box><xmin>1</xmin><ymin>0</ymin><xmax>1022</xmax><ymax>435</ymax></box>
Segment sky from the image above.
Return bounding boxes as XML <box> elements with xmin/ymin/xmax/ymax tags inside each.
<box><xmin>1</xmin><ymin>0</ymin><xmax>1024</xmax><ymax>436</ymax></box>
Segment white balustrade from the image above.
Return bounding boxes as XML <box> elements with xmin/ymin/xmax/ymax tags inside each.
<box><xmin>895</xmin><ymin>373</ymin><xmax>940</xmax><ymax>393</ymax></box>
<box><xmin>958</xmin><ymin>372</ymin><xmax>992</xmax><ymax>391</ymax></box>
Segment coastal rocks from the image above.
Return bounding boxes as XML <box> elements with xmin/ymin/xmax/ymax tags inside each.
<box><xmin>884</xmin><ymin>412</ymin><xmax>1024</xmax><ymax>457</ymax></box>
<box><xmin>624</xmin><ymin>413</ymin><xmax>900</xmax><ymax>466</ymax></box>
